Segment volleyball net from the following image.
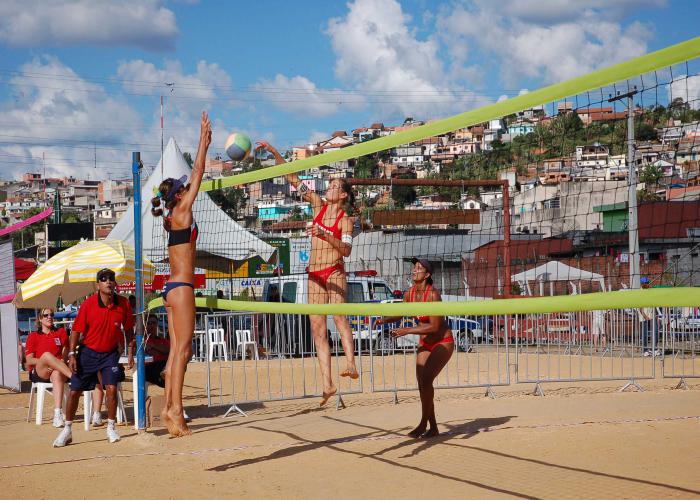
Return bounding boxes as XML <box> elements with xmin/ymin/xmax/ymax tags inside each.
<box><xmin>146</xmin><ymin>36</ymin><xmax>700</xmax><ymax>316</ymax></box>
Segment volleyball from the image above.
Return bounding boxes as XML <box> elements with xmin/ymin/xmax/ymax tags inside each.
<box><xmin>224</xmin><ymin>132</ymin><xmax>252</xmax><ymax>161</ymax></box>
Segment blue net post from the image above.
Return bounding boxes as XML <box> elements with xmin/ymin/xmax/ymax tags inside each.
<box><xmin>132</xmin><ymin>152</ymin><xmax>146</xmax><ymax>430</ymax></box>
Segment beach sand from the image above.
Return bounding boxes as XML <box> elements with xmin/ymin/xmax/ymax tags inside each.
<box><xmin>1</xmin><ymin>356</ymin><xmax>699</xmax><ymax>499</ymax></box>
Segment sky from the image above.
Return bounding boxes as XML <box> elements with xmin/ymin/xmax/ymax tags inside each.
<box><xmin>0</xmin><ymin>0</ymin><xmax>698</xmax><ymax>181</ymax></box>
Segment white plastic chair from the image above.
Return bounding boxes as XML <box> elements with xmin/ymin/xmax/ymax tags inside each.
<box><xmin>235</xmin><ymin>330</ymin><xmax>258</xmax><ymax>360</ymax></box>
<box><xmin>82</xmin><ymin>383</ymin><xmax>127</xmax><ymax>431</ymax></box>
<box><xmin>26</xmin><ymin>381</ymin><xmax>69</xmax><ymax>425</ymax></box>
<box><xmin>208</xmin><ymin>328</ymin><xmax>228</xmax><ymax>361</ymax></box>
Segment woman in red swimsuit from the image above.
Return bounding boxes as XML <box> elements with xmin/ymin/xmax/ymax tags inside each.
<box><xmin>150</xmin><ymin>111</ymin><xmax>211</xmax><ymax>437</ymax></box>
<box><xmin>256</xmin><ymin>141</ymin><xmax>358</xmax><ymax>407</ymax></box>
<box><xmin>373</xmin><ymin>258</ymin><xmax>454</xmax><ymax>438</ymax></box>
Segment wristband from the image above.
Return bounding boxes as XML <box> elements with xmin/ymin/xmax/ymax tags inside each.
<box><xmin>68</xmin><ymin>351</ymin><xmax>75</xmax><ymax>357</ymax></box>
<box><xmin>341</xmin><ymin>234</ymin><xmax>353</xmax><ymax>245</ymax></box>
<box><xmin>297</xmin><ymin>183</ymin><xmax>309</xmax><ymax>194</ymax></box>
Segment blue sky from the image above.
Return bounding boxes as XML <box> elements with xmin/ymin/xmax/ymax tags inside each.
<box><xmin>0</xmin><ymin>0</ymin><xmax>698</xmax><ymax>180</ymax></box>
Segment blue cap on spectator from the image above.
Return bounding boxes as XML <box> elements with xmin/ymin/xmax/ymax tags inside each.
<box><xmin>640</xmin><ymin>277</ymin><xmax>649</xmax><ymax>284</ymax></box>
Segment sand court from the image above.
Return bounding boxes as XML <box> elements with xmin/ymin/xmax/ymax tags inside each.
<box><xmin>1</xmin><ymin>359</ymin><xmax>699</xmax><ymax>499</ymax></box>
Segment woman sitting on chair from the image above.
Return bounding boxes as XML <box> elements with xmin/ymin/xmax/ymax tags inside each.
<box><xmin>150</xmin><ymin>111</ymin><xmax>211</xmax><ymax>436</ymax></box>
<box><xmin>25</xmin><ymin>308</ymin><xmax>73</xmax><ymax>427</ymax></box>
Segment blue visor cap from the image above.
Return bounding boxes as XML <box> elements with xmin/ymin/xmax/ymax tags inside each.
<box><xmin>166</xmin><ymin>175</ymin><xmax>188</xmax><ymax>201</ymax></box>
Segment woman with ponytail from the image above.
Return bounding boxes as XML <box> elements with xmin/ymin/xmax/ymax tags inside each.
<box><xmin>255</xmin><ymin>140</ymin><xmax>358</xmax><ymax>407</ymax></box>
<box><xmin>151</xmin><ymin>111</ymin><xmax>211</xmax><ymax>437</ymax></box>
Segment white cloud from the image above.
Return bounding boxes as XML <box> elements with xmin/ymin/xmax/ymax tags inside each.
<box><xmin>325</xmin><ymin>0</ymin><xmax>489</xmax><ymax>118</ymax></box>
<box><xmin>437</xmin><ymin>1</ymin><xmax>654</xmax><ymax>86</ymax></box>
<box><xmin>254</xmin><ymin>0</ymin><xmax>489</xmax><ymax>121</ymax></box>
<box><xmin>308</xmin><ymin>131</ymin><xmax>330</xmax><ymax>145</ymax></box>
<box><xmin>251</xmin><ymin>74</ymin><xmax>365</xmax><ymax>118</ymax></box>
<box><xmin>0</xmin><ymin>56</ymin><xmax>143</xmax><ymax>180</ymax></box>
<box><xmin>669</xmin><ymin>75</ymin><xmax>700</xmax><ymax>110</ymax></box>
<box><xmin>116</xmin><ymin>59</ymin><xmax>234</xmax><ymax>157</ymax></box>
<box><xmin>0</xmin><ymin>0</ymin><xmax>178</xmax><ymax>51</ymax></box>
<box><xmin>499</xmin><ymin>0</ymin><xmax>666</xmax><ymax>25</ymax></box>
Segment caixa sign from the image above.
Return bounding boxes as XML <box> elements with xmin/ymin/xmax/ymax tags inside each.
<box><xmin>240</xmin><ymin>279</ymin><xmax>262</xmax><ymax>287</ymax></box>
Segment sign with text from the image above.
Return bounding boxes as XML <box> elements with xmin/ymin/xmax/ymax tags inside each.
<box><xmin>248</xmin><ymin>238</ymin><xmax>290</xmax><ymax>277</ymax></box>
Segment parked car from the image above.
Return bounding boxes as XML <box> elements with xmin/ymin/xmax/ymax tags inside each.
<box><xmin>261</xmin><ymin>270</ymin><xmax>397</xmax><ymax>354</ymax></box>
<box><xmin>447</xmin><ymin>316</ymin><xmax>484</xmax><ymax>351</ymax></box>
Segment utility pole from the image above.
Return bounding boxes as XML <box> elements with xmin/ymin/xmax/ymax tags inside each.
<box><xmin>609</xmin><ymin>87</ymin><xmax>640</xmax><ymax>289</ymax></box>
<box><xmin>161</xmin><ymin>83</ymin><xmax>174</xmax><ymax>179</ymax></box>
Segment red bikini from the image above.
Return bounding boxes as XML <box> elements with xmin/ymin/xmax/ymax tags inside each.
<box><xmin>308</xmin><ymin>204</ymin><xmax>346</xmax><ymax>287</ymax></box>
<box><xmin>409</xmin><ymin>285</ymin><xmax>454</xmax><ymax>351</ymax></box>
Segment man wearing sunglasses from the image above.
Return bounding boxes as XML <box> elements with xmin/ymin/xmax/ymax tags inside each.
<box><xmin>53</xmin><ymin>268</ymin><xmax>135</xmax><ymax>447</ymax></box>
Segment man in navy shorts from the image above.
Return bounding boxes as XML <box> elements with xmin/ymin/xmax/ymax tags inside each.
<box><xmin>53</xmin><ymin>268</ymin><xmax>134</xmax><ymax>447</ymax></box>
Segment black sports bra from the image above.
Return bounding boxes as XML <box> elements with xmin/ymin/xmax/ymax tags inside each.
<box><xmin>168</xmin><ymin>221</ymin><xmax>198</xmax><ymax>247</ymax></box>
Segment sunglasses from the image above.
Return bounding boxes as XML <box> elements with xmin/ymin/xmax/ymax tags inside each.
<box><xmin>42</xmin><ymin>313</ymin><xmax>54</xmax><ymax>318</ymax></box>
<box><xmin>99</xmin><ymin>275</ymin><xmax>116</xmax><ymax>282</ymax></box>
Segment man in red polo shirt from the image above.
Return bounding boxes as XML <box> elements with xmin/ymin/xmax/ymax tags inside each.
<box><xmin>53</xmin><ymin>268</ymin><xmax>134</xmax><ymax>447</ymax></box>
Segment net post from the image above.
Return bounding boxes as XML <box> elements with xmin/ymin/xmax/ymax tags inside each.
<box><xmin>501</xmin><ymin>180</ymin><xmax>512</xmax><ymax>298</ymax></box>
<box><xmin>131</xmin><ymin>151</ymin><xmax>146</xmax><ymax>431</ymax></box>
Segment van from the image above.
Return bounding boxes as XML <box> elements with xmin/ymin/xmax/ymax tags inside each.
<box><xmin>261</xmin><ymin>271</ymin><xmax>397</xmax><ymax>352</ymax></box>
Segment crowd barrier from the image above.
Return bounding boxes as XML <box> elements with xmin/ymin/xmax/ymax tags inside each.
<box><xmin>660</xmin><ymin>307</ymin><xmax>700</xmax><ymax>389</ymax></box>
<box><xmin>23</xmin><ymin>307</ymin><xmax>696</xmax><ymax>412</ymax></box>
<box><xmin>193</xmin><ymin>307</ymin><xmax>699</xmax><ymax>408</ymax></box>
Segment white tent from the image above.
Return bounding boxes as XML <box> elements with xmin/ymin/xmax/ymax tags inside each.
<box><xmin>108</xmin><ymin>138</ymin><xmax>275</xmax><ymax>272</ymax></box>
<box><xmin>511</xmin><ymin>260</ymin><xmax>606</xmax><ymax>296</ymax></box>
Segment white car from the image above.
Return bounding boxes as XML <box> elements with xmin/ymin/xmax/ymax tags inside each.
<box><xmin>368</xmin><ymin>308</ymin><xmax>484</xmax><ymax>353</ymax></box>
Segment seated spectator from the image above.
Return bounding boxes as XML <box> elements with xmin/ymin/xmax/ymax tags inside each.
<box><xmin>25</xmin><ymin>308</ymin><xmax>73</xmax><ymax>427</ymax></box>
<box><xmin>140</xmin><ymin>315</ymin><xmax>191</xmax><ymax>420</ymax></box>
<box><xmin>144</xmin><ymin>316</ymin><xmax>169</xmax><ymax>387</ymax></box>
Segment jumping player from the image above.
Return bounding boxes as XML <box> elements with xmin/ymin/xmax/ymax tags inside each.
<box><xmin>150</xmin><ymin>111</ymin><xmax>211</xmax><ymax>436</ymax></box>
<box><xmin>256</xmin><ymin>140</ymin><xmax>359</xmax><ymax>406</ymax></box>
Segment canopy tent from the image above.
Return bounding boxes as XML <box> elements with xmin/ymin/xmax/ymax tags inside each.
<box><xmin>511</xmin><ymin>260</ymin><xmax>606</xmax><ymax>296</ymax></box>
<box><xmin>108</xmin><ymin>138</ymin><xmax>275</xmax><ymax>272</ymax></box>
<box><xmin>14</xmin><ymin>258</ymin><xmax>36</xmax><ymax>281</ymax></box>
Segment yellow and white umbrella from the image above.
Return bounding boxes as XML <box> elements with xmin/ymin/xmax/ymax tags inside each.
<box><xmin>14</xmin><ymin>239</ymin><xmax>154</xmax><ymax>309</ymax></box>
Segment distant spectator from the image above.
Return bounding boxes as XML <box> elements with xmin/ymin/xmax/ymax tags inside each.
<box><xmin>640</xmin><ymin>279</ymin><xmax>659</xmax><ymax>357</ymax></box>
<box><xmin>141</xmin><ymin>315</ymin><xmax>190</xmax><ymax>420</ymax></box>
<box><xmin>25</xmin><ymin>308</ymin><xmax>73</xmax><ymax>427</ymax></box>
<box><xmin>591</xmin><ymin>309</ymin><xmax>607</xmax><ymax>352</ymax></box>
<box><xmin>144</xmin><ymin>316</ymin><xmax>168</xmax><ymax>387</ymax></box>
<box><xmin>128</xmin><ymin>294</ymin><xmax>137</xmax><ymax>311</ymax></box>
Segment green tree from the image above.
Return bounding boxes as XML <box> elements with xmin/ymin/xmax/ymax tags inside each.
<box><xmin>12</xmin><ymin>207</ymin><xmax>45</xmax><ymax>250</ymax></box>
<box><xmin>640</xmin><ymin>165</ymin><xmax>663</xmax><ymax>186</ymax></box>
<box><xmin>209</xmin><ymin>188</ymin><xmax>246</xmax><ymax>218</ymax></box>
<box><xmin>183</xmin><ymin>152</ymin><xmax>193</xmax><ymax>168</ymax></box>
<box><xmin>355</xmin><ymin>155</ymin><xmax>377</xmax><ymax>179</ymax></box>
<box><xmin>635</xmin><ymin>122</ymin><xmax>657</xmax><ymax>141</ymax></box>
<box><xmin>390</xmin><ymin>174</ymin><xmax>417</xmax><ymax>208</ymax></box>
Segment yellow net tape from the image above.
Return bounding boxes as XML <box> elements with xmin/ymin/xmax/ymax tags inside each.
<box><xmin>201</xmin><ymin>36</ymin><xmax>700</xmax><ymax>191</ymax></box>
<box><xmin>148</xmin><ymin>288</ymin><xmax>700</xmax><ymax>315</ymax></box>
<box><xmin>152</xmin><ymin>37</ymin><xmax>700</xmax><ymax>316</ymax></box>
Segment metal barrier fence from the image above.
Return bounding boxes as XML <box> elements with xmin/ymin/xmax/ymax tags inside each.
<box><xmin>369</xmin><ymin>315</ymin><xmax>510</xmax><ymax>401</ymax></box>
<box><xmin>514</xmin><ymin>309</ymin><xmax>656</xmax><ymax>394</ymax></box>
<box><xmin>130</xmin><ymin>306</ymin><xmax>700</xmax><ymax>413</ymax></box>
<box><xmin>202</xmin><ymin>311</ymin><xmax>363</xmax><ymax>412</ymax></box>
<box><xmin>661</xmin><ymin>307</ymin><xmax>700</xmax><ymax>389</ymax></box>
